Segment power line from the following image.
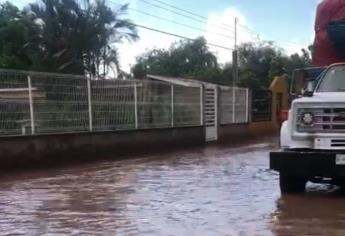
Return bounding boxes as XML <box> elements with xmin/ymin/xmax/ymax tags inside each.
<box><xmin>144</xmin><ymin>0</ymin><xmax>237</xmax><ymax>31</ymax></box>
<box><xmin>238</xmin><ymin>23</ymin><xmax>305</xmax><ymax>47</ymax></box>
<box><xmin>111</xmin><ymin>0</ymin><xmax>307</xmax><ymax>54</ymax></box>
<box><xmin>238</xmin><ymin>24</ymin><xmax>257</xmax><ymax>34</ymax></box>
<box><xmin>108</xmin><ymin>0</ymin><xmax>235</xmax><ymax>39</ymax></box>
<box><xmin>138</xmin><ymin>0</ymin><xmax>307</xmax><ymax>48</ymax></box>
<box><xmin>138</xmin><ymin>0</ymin><xmax>235</xmax><ymax>33</ymax></box>
<box><xmin>132</xmin><ymin>23</ymin><xmax>234</xmax><ymax>51</ymax></box>
<box><xmin>147</xmin><ymin>0</ymin><xmax>208</xmax><ymax>20</ymax></box>
<box><xmin>126</xmin><ymin>7</ymin><xmax>234</xmax><ymax>39</ymax></box>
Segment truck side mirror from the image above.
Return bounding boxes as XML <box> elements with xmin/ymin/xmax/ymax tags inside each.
<box><xmin>303</xmin><ymin>79</ymin><xmax>315</xmax><ymax>97</ymax></box>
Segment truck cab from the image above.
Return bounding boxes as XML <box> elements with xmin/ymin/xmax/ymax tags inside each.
<box><xmin>270</xmin><ymin>63</ymin><xmax>345</xmax><ymax>193</ymax></box>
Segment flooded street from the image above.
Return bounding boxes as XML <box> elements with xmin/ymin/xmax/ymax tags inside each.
<box><xmin>0</xmin><ymin>139</ymin><xmax>345</xmax><ymax>235</ymax></box>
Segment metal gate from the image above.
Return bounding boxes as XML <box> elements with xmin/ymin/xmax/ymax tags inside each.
<box><xmin>204</xmin><ymin>86</ymin><xmax>218</xmax><ymax>141</ymax></box>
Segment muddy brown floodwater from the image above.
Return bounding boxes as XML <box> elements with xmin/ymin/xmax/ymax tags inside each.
<box><xmin>1</xmin><ymin>139</ymin><xmax>345</xmax><ymax>235</ymax></box>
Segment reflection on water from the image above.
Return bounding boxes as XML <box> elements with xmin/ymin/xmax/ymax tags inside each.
<box><xmin>0</xmin><ymin>139</ymin><xmax>344</xmax><ymax>235</ymax></box>
<box><xmin>272</xmin><ymin>185</ymin><xmax>345</xmax><ymax>236</ymax></box>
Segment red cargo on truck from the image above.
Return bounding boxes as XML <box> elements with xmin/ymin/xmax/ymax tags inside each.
<box><xmin>313</xmin><ymin>0</ymin><xmax>345</xmax><ymax>66</ymax></box>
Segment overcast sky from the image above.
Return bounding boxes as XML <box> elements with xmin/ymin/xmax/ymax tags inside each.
<box><xmin>3</xmin><ymin>0</ymin><xmax>321</xmax><ymax>72</ymax></box>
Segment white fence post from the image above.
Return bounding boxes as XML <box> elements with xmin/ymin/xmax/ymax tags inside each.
<box><xmin>232</xmin><ymin>87</ymin><xmax>236</xmax><ymax>123</ymax></box>
<box><xmin>27</xmin><ymin>75</ymin><xmax>35</xmax><ymax>135</ymax></box>
<box><xmin>200</xmin><ymin>85</ymin><xmax>203</xmax><ymax>126</ymax></box>
<box><xmin>246</xmin><ymin>89</ymin><xmax>249</xmax><ymax>123</ymax></box>
<box><xmin>87</xmin><ymin>77</ymin><xmax>93</xmax><ymax>132</ymax></box>
<box><xmin>215</xmin><ymin>87</ymin><xmax>218</xmax><ymax>128</ymax></box>
<box><xmin>171</xmin><ymin>85</ymin><xmax>174</xmax><ymax>127</ymax></box>
<box><xmin>134</xmin><ymin>82</ymin><xmax>138</xmax><ymax>129</ymax></box>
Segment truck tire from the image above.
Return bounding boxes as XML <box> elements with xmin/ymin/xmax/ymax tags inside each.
<box><xmin>280</xmin><ymin>173</ymin><xmax>307</xmax><ymax>193</ymax></box>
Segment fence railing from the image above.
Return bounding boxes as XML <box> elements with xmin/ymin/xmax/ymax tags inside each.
<box><xmin>219</xmin><ymin>86</ymin><xmax>249</xmax><ymax>124</ymax></box>
<box><xmin>251</xmin><ymin>89</ymin><xmax>272</xmax><ymax>122</ymax></box>
<box><xmin>0</xmin><ymin>69</ymin><xmax>202</xmax><ymax>136</ymax></box>
<box><xmin>0</xmin><ymin>69</ymin><xmax>251</xmax><ymax>137</ymax></box>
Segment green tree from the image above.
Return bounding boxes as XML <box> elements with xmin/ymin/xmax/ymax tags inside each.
<box><xmin>190</xmin><ymin>63</ymin><xmax>234</xmax><ymax>86</ymax></box>
<box><xmin>0</xmin><ymin>0</ymin><xmax>138</xmax><ymax>76</ymax></box>
<box><xmin>131</xmin><ymin>61</ymin><xmax>147</xmax><ymax>79</ymax></box>
<box><xmin>132</xmin><ymin>37</ymin><xmax>218</xmax><ymax>78</ymax></box>
<box><xmin>25</xmin><ymin>0</ymin><xmax>138</xmax><ymax>76</ymax></box>
<box><xmin>238</xmin><ymin>42</ymin><xmax>312</xmax><ymax>89</ymax></box>
<box><xmin>238</xmin><ymin>42</ymin><xmax>278</xmax><ymax>89</ymax></box>
<box><xmin>0</xmin><ymin>2</ymin><xmax>36</xmax><ymax>69</ymax></box>
<box><xmin>132</xmin><ymin>39</ymin><xmax>312</xmax><ymax>89</ymax></box>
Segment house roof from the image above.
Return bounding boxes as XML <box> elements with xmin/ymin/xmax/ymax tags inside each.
<box><xmin>146</xmin><ymin>74</ymin><xmax>218</xmax><ymax>88</ymax></box>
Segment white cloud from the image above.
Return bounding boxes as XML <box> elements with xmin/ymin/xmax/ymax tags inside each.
<box><xmin>204</xmin><ymin>8</ymin><xmax>253</xmax><ymax>65</ymax></box>
<box><xmin>116</xmin><ymin>5</ymin><xmax>315</xmax><ymax>74</ymax></box>
<box><xmin>205</xmin><ymin>6</ymin><xmax>315</xmax><ymax>62</ymax></box>
<box><xmin>117</xmin><ymin>29</ymin><xmax>175</xmax><ymax>73</ymax></box>
<box><xmin>118</xmin><ymin>7</ymin><xmax>253</xmax><ymax>72</ymax></box>
<box><xmin>116</xmin><ymin>0</ymin><xmax>178</xmax><ymax>73</ymax></box>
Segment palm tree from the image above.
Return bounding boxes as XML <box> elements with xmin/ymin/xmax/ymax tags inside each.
<box><xmin>101</xmin><ymin>46</ymin><xmax>131</xmax><ymax>79</ymax></box>
<box><xmin>0</xmin><ymin>2</ymin><xmax>39</xmax><ymax>70</ymax></box>
<box><xmin>81</xmin><ymin>1</ymin><xmax>138</xmax><ymax>78</ymax></box>
<box><xmin>24</xmin><ymin>0</ymin><xmax>138</xmax><ymax>76</ymax></box>
<box><xmin>96</xmin><ymin>2</ymin><xmax>139</xmax><ymax>79</ymax></box>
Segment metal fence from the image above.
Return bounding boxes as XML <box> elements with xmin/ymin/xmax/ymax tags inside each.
<box><xmin>219</xmin><ymin>86</ymin><xmax>249</xmax><ymax>124</ymax></box>
<box><xmin>251</xmin><ymin>89</ymin><xmax>272</xmax><ymax>122</ymax></box>
<box><xmin>0</xmin><ymin>69</ymin><xmax>251</xmax><ymax>137</ymax></box>
<box><xmin>0</xmin><ymin>69</ymin><xmax>202</xmax><ymax>136</ymax></box>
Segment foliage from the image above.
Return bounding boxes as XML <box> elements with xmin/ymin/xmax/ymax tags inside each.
<box><xmin>238</xmin><ymin>42</ymin><xmax>311</xmax><ymax>89</ymax></box>
<box><xmin>132</xmin><ymin>38</ymin><xmax>312</xmax><ymax>89</ymax></box>
<box><xmin>132</xmin><ymin>37</ymin><xmax>218</xmax><ymax>78</ymax></box>
<box><xmin>0</xmin><ymin>2</ymin><xmax>33</xmax><ymax>70</ymax></box>
<box><xmin>0</xmin><ymin>0</ymin><xmax>138</xmax><ymax>76</ymax></box>
<box><xmin>189</xmin><ymin>64</ymin><xmax>234</xmax><ymax>86</ymax></box>
<box><xmin>238</xmin><ymin>42</ymin><xmax>278</xmax><ymax>88</ymax></box>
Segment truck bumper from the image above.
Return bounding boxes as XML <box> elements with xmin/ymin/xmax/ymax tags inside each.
<box><xmin>270</xmin><ymin>151</ymin><xmax>345</xmax><ymax>178</ymax></box>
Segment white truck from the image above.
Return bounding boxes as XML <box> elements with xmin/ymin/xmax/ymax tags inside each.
<box><xmin>270</xmin><ymin>63</ymin><xmax>345</xmax><ymax>193</ymax></box>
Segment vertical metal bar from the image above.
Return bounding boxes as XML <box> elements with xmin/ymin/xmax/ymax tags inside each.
<box><xmin>232</xmin><ymin>87</ymin><xmax>236</xmax><ymax>123</ymax></box>
<box><xmin>27</xmin><ymin>76</ymin><xmax>35</xmax><ymax>135</ymax></box>
<box><xmin>87</xmin><ymin>77</ymin><xmax>93</xmax><ymax>132</ymax></box>
<box><xmin>21</xmin><ymin>126</ymin><xmax>26</xmax><ymax>136</ymax></box>
<box><xmin>171</xmin><ymin>85</ymin><xmax>174</xmax><ymax>127</ymax></box>
<box><xmin>214</xmin><ymin>87</ymin><xmax>218</xmax><ymax>128</ymax></box>
<box><xmin>134</xmin><ymin>82</ymin><xmax>138</xmax><ymax>129</ymax></box>
<box><xmin>200</xmin><ymin>85</ymin><xmax>203</xmax><ymax>126</ymax></box>
<box><xmin>248</xmin><ymin>90</ymin><xmax>252</xmax><ymax>123</ymax></box>
<box><xmin>245</xmin><ymin>89</ymin><xmax>249</xmax><ymax>123</ymax></box>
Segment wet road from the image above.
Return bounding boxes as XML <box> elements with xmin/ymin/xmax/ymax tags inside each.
<box><xmin>1</xmin><ymin>139</ymin><xmax>345</xmax><ymax>235</ymax></box>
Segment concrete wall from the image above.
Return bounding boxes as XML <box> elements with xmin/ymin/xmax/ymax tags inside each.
<box><xmin>0</xmin><ymin>127</ymin><xmax>204</xmax><ymax>169</ymax></box>
<box><xmin>0</xmin><ymin>76</ymin><xmax>290</xmax><ymax>170</ymax></box>
<box><xmin>218</xmin><ymin>124</ymin><xmax>250</xmax><ymax>143</ymax></box>
<box><xmin>248</xmin><ymin>121</ymin><xmax>279</xmax><ymax>136</ymax></box>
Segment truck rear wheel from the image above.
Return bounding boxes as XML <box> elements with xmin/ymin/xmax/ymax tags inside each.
<box><xmin>280</xmin><ymin>173</ymin><xmax>307</xmax><ymax>193</ymax></box>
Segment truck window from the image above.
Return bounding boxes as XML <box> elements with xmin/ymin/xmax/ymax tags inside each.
<box><xmin>317</xmin><ymin>65</ymin><xmax>345</xmax><ymax>92</ymax></box>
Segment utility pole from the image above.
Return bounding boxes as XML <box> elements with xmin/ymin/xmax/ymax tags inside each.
<box><xmin>234</xmin><ymin>17</ymin><xmax>238</xmax><ymax>50</ymax></box>
<box><xmin>232</xmin><ymin>17</ymin><xmax>239</xmax><ymax>87</ymax></box>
